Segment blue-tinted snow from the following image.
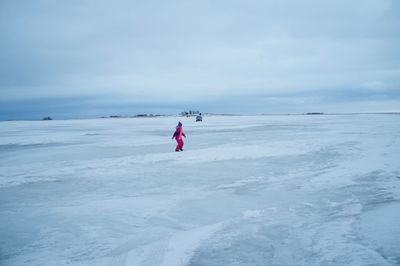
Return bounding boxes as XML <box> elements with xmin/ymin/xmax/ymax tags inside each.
<box><xmin>0</xmin><ymin>115</ymin><xmax>399</xmax><ymax>265</ymax></box>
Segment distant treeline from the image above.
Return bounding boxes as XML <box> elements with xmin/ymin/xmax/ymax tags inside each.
<box><xmin>181</xmin><ymin>110</ymin><xmax>201</xmax><ymax>116</ymax></box>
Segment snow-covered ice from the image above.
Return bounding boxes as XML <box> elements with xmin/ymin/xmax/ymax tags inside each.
<box><xmin>1</xmin><ymin>114</ymin><xmax>399</xmax><ymax>265</ymax></box>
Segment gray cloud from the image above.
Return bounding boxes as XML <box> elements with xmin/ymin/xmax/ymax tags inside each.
<box><xmin>1</xmin><ymin>0</ymin><xmax>399</xmax><ymax>119</ymax></box>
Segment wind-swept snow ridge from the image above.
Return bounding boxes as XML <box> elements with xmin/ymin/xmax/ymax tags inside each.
<box><xmin>107</xmin><ymin>222</ymin><xmax>224</xmax><ymax>266</ymax></box>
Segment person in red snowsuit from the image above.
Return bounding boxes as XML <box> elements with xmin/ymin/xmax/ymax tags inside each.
<box><xmin>172</xmin><ymin>122</ymin><xmax>186</xmax><ymax>152</ymax></box>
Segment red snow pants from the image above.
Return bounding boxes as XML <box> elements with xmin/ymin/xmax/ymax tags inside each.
<box><xmin>175</xmin><ymin>138</ymin><xmax>184</xmax><ymax>151</ymax></box>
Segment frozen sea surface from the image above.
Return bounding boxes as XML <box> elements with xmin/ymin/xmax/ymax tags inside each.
<box><xmin>0</xmin><ymin>114</ymin><xmax>399</xmax><ymax>265</ymax></box>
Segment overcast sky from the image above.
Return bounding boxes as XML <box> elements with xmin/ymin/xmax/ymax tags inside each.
<box><xmin>1</xmin><ymin>0</ymin><xmax>399</xmax><ymax>119</ymax></box>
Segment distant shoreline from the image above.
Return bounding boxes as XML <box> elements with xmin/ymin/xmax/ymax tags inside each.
<box><xmin>1</xmin><ymin>112</ymin><xmax>399</xmax><ymax>122</ymax></box>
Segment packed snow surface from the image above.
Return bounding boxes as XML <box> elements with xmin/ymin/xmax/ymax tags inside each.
<box><xmin>1</xmin><ymin>114</ymin><xmax>400</xmax><ymax>265</ymax></box>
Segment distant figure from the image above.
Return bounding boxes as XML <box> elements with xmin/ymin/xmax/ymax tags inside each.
<box><xmin>196</xmin><ymin>114</ymin><xmax>202</xmax><ymax>122</ymax></box>
<box><xmin>172</xmin><ymin>122</ymin><xmax>186</xmax><ymax>152</ymax></box>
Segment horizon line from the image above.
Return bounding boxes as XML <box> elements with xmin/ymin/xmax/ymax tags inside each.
<box><xmin>1</xmin><ymin>111</ymin><xmax>400</xmax><ymax>122</ymax></box>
